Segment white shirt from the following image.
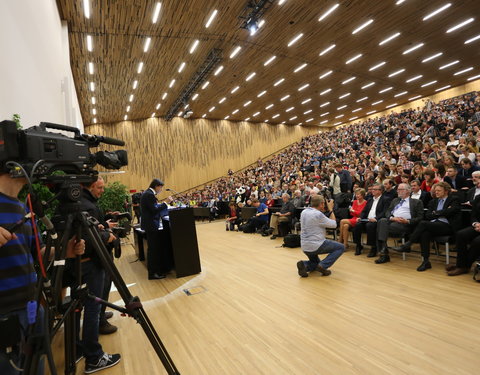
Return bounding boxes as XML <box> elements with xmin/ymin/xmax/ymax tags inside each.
<box><xmin>392</xmin><ymin>197</ymin><xmax>411</xmax><ymax>220</ymax></box>
<box><xmin>368</xmin><ymin>196</ymin><xmax>381</xmax><ymax>219</ymax></box>
<box><xmin>411</xmin><ymin>191</ymin><xmax>422</xmax><ymax>200</ymax></box>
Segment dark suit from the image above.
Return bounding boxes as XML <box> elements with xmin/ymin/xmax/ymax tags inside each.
<box><xmin>410</xmin><ymin>190</ymin><xmax>431</xmax><ymax>207</ymax></box>
<box><xmin>455</xmin><ymin>196</ymin><xmax>480</xmax><ymax>269</ymax></box>
<box><xmin>408</xmin><ymin>195</ymin><xmax>461</xmax><ymax>259</ymax></box>
<box><xmin>140</xmin><ymin>189</ymin><xmax>173</xmax><ymax>276</ymax></box>
<box><xmin>353</xmin><ymin>195</ymin><xmax>389</xmax><ymax>248</ymax></box>
<box><xmin>464</xmin><ymin>186</ymin><xmax>480</xmax><ymax>204</ymax></box>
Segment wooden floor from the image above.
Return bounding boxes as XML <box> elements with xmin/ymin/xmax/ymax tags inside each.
<box><xmin>52</xmin><ymin>221</ymin><xmax>480</xmax><ymax>375</ymax></box>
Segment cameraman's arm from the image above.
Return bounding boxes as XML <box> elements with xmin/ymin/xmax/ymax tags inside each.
<box><xmin>0</xmin><ymin>226</ymin><xmax>17</xmax><ymax>246</ymax></box>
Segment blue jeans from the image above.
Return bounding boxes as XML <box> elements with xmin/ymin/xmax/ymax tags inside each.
<box><xmin>0</xmin><ymin>306</ymin><xmax>45</xmax><ymax>375</ymax></box>
<box><xmin>302</xmin><ymin>240</ymin><xmax>344</xmax><ymax>271</ymax></box>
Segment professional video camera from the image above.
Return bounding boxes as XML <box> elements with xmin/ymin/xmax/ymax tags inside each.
<box><xmin>106</xmin><ymin>212</ymin><xmax>132</xmax><ymax>239</ymax></box>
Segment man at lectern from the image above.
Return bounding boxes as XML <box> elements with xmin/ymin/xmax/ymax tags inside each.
<box><xmin>140</xmin><ymin>179</ymin><xmax>173</xmax><ymax>280</ymax></box>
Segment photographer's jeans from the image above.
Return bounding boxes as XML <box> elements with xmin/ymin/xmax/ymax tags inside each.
<box><xmin>0</xmin><ymin>306</ymin><xmax>45</xmax><ymax>375</ymax></box>
<box><xmin>302</xmin><ymin>240</ymin><xmax>344</xmax><ymax>271</ymax></box>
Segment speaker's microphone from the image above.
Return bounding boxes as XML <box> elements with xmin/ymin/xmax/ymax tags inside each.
<box><xmin>165</xmin><ymin>188</ymin><xmax>179</xmax><ymax>195</ymax></box>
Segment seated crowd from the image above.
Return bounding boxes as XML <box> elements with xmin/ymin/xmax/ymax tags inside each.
<box><xmin>174</xmin><ymin>91</ymin><xmax>480</xmax><ymax>279</ymax></box>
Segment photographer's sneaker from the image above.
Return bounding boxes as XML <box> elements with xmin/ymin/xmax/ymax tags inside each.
<box><xmin>85</xmin><ymin>353</ymin><xmax>121</xmax><ymax>374</ymax></box>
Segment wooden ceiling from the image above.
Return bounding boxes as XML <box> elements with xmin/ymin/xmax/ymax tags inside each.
<box><xmin>57</xmin><ymin>0</ymin><xmax>480</xmax><ymax>127</ymax></box>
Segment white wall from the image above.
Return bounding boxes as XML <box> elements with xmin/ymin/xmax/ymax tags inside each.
<box><xmin>0</xmin><ymin>0</ymin><xmax>83</xmax><ymax>132</ymax></box>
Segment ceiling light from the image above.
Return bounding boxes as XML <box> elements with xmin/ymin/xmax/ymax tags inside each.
<box><xmin>320</xmin><ymin>120</ymin><xmax>329</xmax><ymax>124</ymax></box>
<box><xmin>205</xmin><ymin>9</ymin><xmax>218</xmax><ymax>28</ymax></box>
<box><xmin>379</xmin><ymin>87</ymin><xmax>393</xmax><ymax>93</ymax></box>
<box><xmin>232</xmin><ymin>109</ymin><xmax>239</xmax><ymax>114</ymax></box>
<box><xmin>230</xmin><ymin>46</ymin><xmax>242</xmax><ymax>58</ymax></box>
<box><xmin>214</xmin><ymin>65</ymin><xmax>224</xmax><ymax>75</ymax></box>
<box><xmin>209</xmin><ymin>106</ymin><xmax>215</xmax><ymax>112</ymax></box>
<box><xmin>156</xmin><ymin>103</ymin><xmax>161</xmax><ymax>109</ymax></box>
<box><xmin>394</xmin><ymin>91</ymin><xmax>408</xmax><ymax>97</ymax></box>
<box><xmin>93</xmin><ymin>118</ymin><xmax>97</xmax><ymax>123</ymax></box>
<box><xmin>320</xmin><ymin>112</ymin><xmax>329</xmax><ymax>117</ymax></box>
<box><xmin>388</xmin><ymin>68</ymin><xmax>405</xmax><ymax>77</ymax></box>
<box><xmin>435</xmin><ymin>85</ymin><xmax>451</xmax><ymax>91</ymax></box>
<box><xmin>258</xmin><ymin>90</ymin><xmax>267</xmax><ymax>97</ymax></box>
<box><xmin>274</xmin><ymin>78</ymin><xmax>285</xmax><ymax>86</ymax></box>
<box><xmin>152</xmin><ymin>2</ymin><xmax>162</xmax><ymax>23</ymax></box>
<box><xmin>272</xmin><ymin>114</ymin><xmax>280</xmax><ymax>119</ymax></box>
<box><xmin>219</xmin><ymin>97</ymin><xmax>226</xmax><ymax>104</ymax></box>
<box><xmin>396</xmin><ymin>0</ymin><xmax>406</xmax><ymax>4</ymax></box>
<box><xmin>337</xmin><ymin>105</ymin><xmax>347</xmax><ymax>110</ymax></box>
<box><xmin>258</xmin><ymin>20</ymin><xmax>266</xmax><ymax>28</ymax></box>
<box><xmin>88</xmin><ymin>62</ymin><xmax>94</xmax><ymax>74</ymax></box>
<box><xmin>352</xmin><ymin>108</ymin><xmax>362</xmax><ymax>113</ymax></box>
<box><xmin>246</xmin><ymin>72</ymin><xmax>256</xmax><ymax>81</ymax></box>
<box><xmin>280</xmin><ymin>95</ymin><xmax>290</xmax><ymax>101</ymax></box>
<box><xmin>86</xmin><ymin>35</ymin><xmax>93</xmax><ymax>51</ymax></box>
<box><xmin>319</xmin><ymin>70</ymin><xmax>333</xmax><ymax>79</ymax></box>
<box><xmin>369</xmin><ymin>61</ymin><xmax>386</xmax><ymax>71</ymax></box>
<box><xmin>92</xmin><ymin>108</ymin><xmax>96</xmax><ymax>115</ymax></box>
<box><xmin>319</xmin><ymin>3</ymin><xmax>340</xmax><ymax>21</ymax></box>
<box><xmin>224</xmin><ymin>115</ymin><xmax>230</xmax><ymax>120</ymax></box>
<box><xmin>306</xmin><ymin>118</ymin><xmax>314</xmax><ymax>123</ymax></box>
<box><xmin>124</xmin><ymin>115</ymin><xmax>128</xmax><ymax>120</ymax></box>
<box><xmin>190</xmin><ymin>40</ymin><xmax>200</xmax><ymax>54</ymax></box>
<box><xmin>346</xmin><ymin>53</ymin><xmax>362</xmax><ymax>64</ymax></box>
<box><xmin>265</xmin><ymin>119</ymin><xmax>269</xmax><ymax>123</ymax></box>
<box><xmin>178</xmin><ymin>62</ymin><xmax>186</xmax><ymax>73</ymax></box>
<box><xmin>289</xmin><ymin>116</ymin><xmax>298</xmax><ymax>121</ymax></box>
<box><xmin>137</xmin><ymin>62</ymin><xmax>144</xmax><ymax>74</ymax></box>
<box><xmin>83</xmin><ymin>0</ymin><xmax>90</xmax><ymax>18</ymax></box>
<box><xmin>349</xmin><ymin>116</ymin><xmax>358</xmax><ymax>121</ymax></box>
<box><xmin>439</xmin><ymin>60</ymin><xmax>459</xmax><ymax>70</ymax></box>
<box><xmin>178</xmin><ymin>111</ymin><xmax>183</xmax><ymax>117</ymax></box>
<box><xmin>467</xmin><ymin>74</ymin><xmax>480</xmax><ymax>81</ymax></box>
<box><xmin>335</xmin><ymin>114</ymin><xmax>344</xmax><ymax>118</ymax></box>
<box><xmin>352</xmin><ymin>19</ymin><xmax>374</xmax><ymax>34</ymax></box>
<box><xmin>89</xmin><ymin>82</ymin><xmax>95</xmax><ymax>91</ymax></box>
<box><xmin>356</xmin><ymin>97</ymin><xmax>368</xmax><ymax>102</ymax></box>
<box><xmin>386</xmin><ymin>103</ymin><xmax>398</xmax><ymax>109</ymax></box>
<box><xmin>91</xmin><ymin>97</ymin><xmax>96</xmax><ymax>104</ymax></box>
<box><xmin>302</xmin><ymin>98</ymin><xmax>312</xmax><ymax>104</ymax></box>
<box><xmin>319</xmin><ymin>44</ymin><xmax>336</xmax><ymax>56</ymax></box>
<box><xmin>162</xmin><ymin>92</ymin><xmax>167</xmax><ymax>100</ymax></box>
<box><xmin>294</xmin><ymin>63</ymin><xmax>307</xmax><ymax>73</ymax></box>
<box><xmin>423</xmin><ymin>3</ymin><xmax>452</xmax><ymax>21</ymax></box>
<box><xmin>183</xmin><ymin>104</ymin><xmax>189</xmax><ymax>109</ymax></box>
<box><xmin>288</xmin><ymin>33</ymin><xmax>304</xmax><ymax>47</ymax></box>
<box><xmin>278</xmin><ymin>0</ymin><xmax>287</xmax><ymax>5</ymax></box>
<box><xmin>406</xmin><ymin>74</ymin><xmax>422</xmax><ymax>82</ymax></box>
<box><xmin>202</xmin><ymin>114</ymin><xmax>207</xmax><ymax>118</ymax></box>
<box><xmin>144</xmin><ymin>37</ymin><xmax>152</xmax><ymax>52</ymax></box>
<box><xmin>402</xmin><ymin>43</ymin><xmax>424</xmax><ymax>54</ymax></box>
<box><xmin>372</xmin><ymin>100</ymin><xmax>383</xmax><ymax>105</ymax></box>
<box><xmin>231</xmin><ymin>86</ymin><xmax>240</xmax><ymax>94</ymax></box>
<box><xmin>244</xmin><ymin>118</ymin><xmax>251</xmax><ymax>121</ymax></box>
<box><xmin>409</xmin><ymin>95</ymin><xmax>422</xmax><ymax>100</ymax></box>
<box><xmin>320</xmin><ymin>88</ymin><xmax>332</xmax><ymax>95</ymax></box>
<box><xmin>264</xmin><ymin>56</ymin><xmax>276</xmax><ymax>66</ymax></box>
<box><xmin>334</xmin><ymin>121</ymin><xmax>343</xmax><ymax>125</ymax></box>
<box><xmin>244</xmin><ymin>100</ymin><xmax>252</xmax><ymax>106</ymax></box>
<box><xmin>169</xmin><ymin>79</ymin><xmax>176</xmax><ymax>88</ymax></box>
<box><xmin>191</xmin><ymin>94</ymin><xmax>198</xmax><ymax>101</ymax></box>
<box><xmin>379</xmin><ymin>32</ymin><xmax>401</xmax><ymax>46</ymax></box>
<box><xmin>286</xmin><ymin>107</ymin><xmax>294</xmax><ymax>112</ymax></box>
<box><xmin>421</xmin><ymin>80</ymin><xmax>437</xmax><ymax>87</ymax></box>
<box><xmin>304</xmin><ymin>109</ymin><xmax>312</xmax><ymax>114</ymax></box>
<box><xmin>453</xmin><ymin>67</ymin><xmax>474</xmax><ymax>75</ymax></box>
<box><xmin>129</xmin><ymin>94</ymin><xmax>134</xmax><ymax>102</ymax></box>
<box><xmin>362</xmin><ymin>82</ymin><xmax>375</xmax><ymax>89</ymax></box>
<box><xmin>265</xmin><ymin>104</ymin><xmax>274</xmax><ymax>109</ymax></box>
<box><xmin>366</xmin><ymin>110</ymin><xmax>376</xmax><ymax>115</ymax></box>
<box><xmin>339</xmin><ymin>93</ymin><xmax>350</xmax><ymax>99</ymax></box>
<box><xmin>132</xmin><ymin>80</ymin><xmax>139</xmax><ymax>90</ymax></box>
<box><xmin>298</xmin><ymin>84</ymin><xmax>310</xmax><ymax>91</ymax></box>
<box><xmin>446</xmin><ymin>18</ymin><xmax>474</xmax><ymax>33</ymax></box>
<box><xmin>422</xmin><ymin>52</ymin><xmax>443</xmax><ymax>62</ymax></box>
<box><xmin>253</xmin><ymin>111</ymin><xmax>260</xmax><ymax>117</ymax></box>
<box><xmin>465</xmin><ymin>34</ymin><xmax>480</xmax><ymax>44</ymax></box>
<box><xmin>320</xmin><ymin>102</ymin><xmax>330</xmax><ymax>107</ymax></box>
<box><xmin>342</xmin><ymin>77</ymin><xmax>356</xmax><ymax>84</ymax></box>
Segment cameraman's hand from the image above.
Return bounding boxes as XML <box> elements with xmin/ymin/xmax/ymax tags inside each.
<box><xmin>107</xmin><ymin>233</ymin><xmax>117</xmax><ymax>243</ymax></box>
<box><xmin>98</xmin><ymin>224</ymin><xmax>105</xmax><ymax>231</ymax></box>
<box><xmin>326</xmin><ymin>199</ymin><xmax>334</xmax><ymax>211</ymax></box>
<box><xmin>107</xmin><ymin>219</ymin><xmax>118</xmax><ymax>229</ymax></box>
<box><xmin>0</xmin><ymin>227</ymin><xmax>17</xmax><ymax>247</ymax></box>
<box><xmin>66</xmin><ymin>238</ymin><xmax>85</xmax><ymax>258</ymax></box>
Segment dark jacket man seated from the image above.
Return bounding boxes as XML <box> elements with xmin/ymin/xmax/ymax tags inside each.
<box><xmin>269</xmin><ymin>193</ymin><xmax>295</xmax><ymax>239</ymax></box>
<box><xmin>374</xmin><ymin>183</ymin><xmax>424</xmax><ymax>264</ymax></box>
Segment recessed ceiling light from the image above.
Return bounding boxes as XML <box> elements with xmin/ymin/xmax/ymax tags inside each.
<box><xmin>258</xmin><ymin>20</ymin><xmax>266</xmax><ymax>29</ymax></box>
<box><xmin>349</xmin><ymin>116</ymin><xmax>358</xmax><ymax>121</ymax></box>
<box><xmin>91</xmin><ymin>97</ymin><xmax>96</xmax><ymax>104</ymax></box>
<box><xmin>352</xmin><ymin>108</ymin><xmax>362</xmax><ymax>113</ymax></box>
<box><xmin>190</xmin><ymin>40</ymin><xmax>200</xmax><ymax>54</ymax></box>
<box><xmin>169</xmin><ymin>79</ymin><xmax>176</xmax><ymax>88</ymax></box>
<box><xmin>143</xmin><ymin>37</ymin><xmax>152</xmax><ymax>52</ymax></box>
<box><xmin>335</xmin><ymin>114</ymin><xmax>344</xmax><ymax>118</ymax></box>
<box><xmin>244</xmin><ymin>100</ymin><xmax>252</xmax><ymax>107</ymax></box>
<box><xmin>83</xmin><ymin>0</ymin><xmax>90</xmax><ymax>18</ymax></box>
<box><xmin>152</xmin><ymin>2</ymin><xmax>162</xmax><ymax>23</ymax></box>
<box><xmin>453</xmin><ymin>67</ymin><xmax>474</xmax><ymax>75</ymax></box>
<box><xmin>446</xmin><ymin>18</ymin><xmax>474</xmax><ymax>33</ymax></box>
<box><xmin>439</xmin><ymin>60</ymin><xmax>460</xmax><ymax>70</ymax></box>
<box><xmin>320</xmin><ymin>120</ymin><xmax>329</xmax><ymax>124</ymax></box>
<box><xmin>274</xmin><ymin>78</ymin><xmax>285</xmax><ymax>86</ymax></box>
<box><xmin>379</xmin><ymin>32</ymin><xmax>401</xmax><ymax>46</ymax></box>
<box><xmin>272</xmin><ymin>114</ymin><xmax>280</xmax><ymax>119</ymax></box>
<box><xmin>231</xmin><ymin>86</ymin><xmax>240</xmax><ymax>94</ymax></box>
<box><xmin>124</xmin><ymin>115</ymin><xmax>128</xmax><ymax>120</ymax></box>
<box><xmin>93</xmin><ymin>118</ymin><xmax>97</xmax><ymax>123</ymax></box>
<box><xmin>435</xmin><ymin>85</ymin><xmax>451</xmax><ymax>91</ymax></box>
<box><xmin>178</xmin><ymin>111</ymin><xmax>183</xmax><ymax>117</ymax></box>
<box><xmin>253</xmin><ymin>111</ymin><xmax>260</xmax><ymax>117</ymax></box>
<box><xmin>421</xmin><ymin>80</ymin><xmax>437</xmax><ymax>87</ymax></box>
<box><xmin>89</xmin><ymin>82</ymin><xmax>95</xmax><ymax>91</ymax></box>
<box><xmin>388</xmin><ymin>68</ymin><xmax>405</xmax><ymax>77</ymax></box>
<box><xmin>265</xmin><ymin>119</ymin><xmax>269</xmax><ymax>123</ymax></box>
<box><xmin>320</xmin><ymin>112</ymin><xmax>329</xmax><ymax>117</ymax></box>
<box><xmin>278</xmin><ymin>0</ymin><xmax>287</xmax><ymax>5</ymax></box>
<box><xmin>402</xmin><ymin>43</ymin><xmax>424</xmax><ymax>54</ymax></box>
<box><xmin>191</xmin><ymin>94</ymin><xmax>198</xmax><ymax>101</ymax></box>
<box><xmin>361</xmin><ymin>82</ymin><xmax>375</xmax><ymax>89</ymax></box>
<box><xmin>264</xmin><ymin>56</ymin><xmax>277</xmax><ymax>66</ymax></box>
<box><xmin>246</xmin><ymin>72</ymin><xmax>256</xmax><ymax>81</ymax></box>
<box><xmin>352</xmin><ymin>19</ymin><xmax>374</xmax><ymax>34</ymax></box>
<box><xmin>285</xmin><ymin>107</ymin><xmax>294</xmax><ymax>112</ymax></box>
<box><xmin>202</xmin><ymin>114</ymin><xmax>207</xmax><ymax>118</ymax></box>
<box><xmin>396</xmin><ymin>0</ymin><xmax>406</xmax><ymax>5</ymax></box>
<box><xmin>288</xmin><ymin>33</ymin><xmax>304</xmax><ymax>47</ymax></box>
<box><xmin>289</xmin><ymin>116</ymin><xmax>298</xmax><ymax>121</ymax></box>
<box><xmin>339</xmin><ymin>93</ymin><xmax>350</xmax><ymax>99</ymax></box>
<box><xmin>205</xmin><ymin>9</ymin><xmax>218</xmax><ymax>28</ymax></box>
<box><xmin>137</xmin><ymin>62</ymin><xmax>144</xmax><ymax>74</ymax></box>
<box><xmin>319</xmin><ymin>3</ymin><xmax>340</xmax><ymax>21</ymax></box>
<box><xmin>132</xmin><ymin>80</ymin><xmax>138</xmax><ymax>89</ymax></box>
<box><xmin>129</xmin><ymin>94</ymin><xmax>134</xmax><ymax>102</ymax></box>
<box><xmin>465</xmin><ymin>34</ymin><xmax>480</xmax><ymax>44</ymax></box>
<box><xmin>306</xmin><ymin>118</ymin><xmax>314</xmax><ymax>123</ymax></box>
<box><xmin>467</xmin><ymin>74</ymin><xmax>480</xmax><ymax>81</ymax></box>
<box><xmin>265</xmin><ymin>104</ymin><xmax>274</xmax><ymax>109</ymax></box>
<box><xmin>294</xmin><ymin>63</ymin><xmax>308</xmax><ymax>73</ymax></box>
<box><xmin>88</xmin><ymin>62</ymin><xmax>94</xmax><ymax>74</ymax></box>
<box><xmin>337</xmin><ymin>105</ymin><xmax>347</xmax><ymax>110</ymax></box>
<box><xmin>345</xmin><ymin>53</ymin><xmax>362</xmax><ymax>64</ymax></box>
<box><xmin>342</xmin><ymin>77</ymin><xmax>356</xmax><ymax>84</ymax></box>
<box><xmin>369</xmin><ymin>61</ymin><xmax>386</xmax><ymax>71</ymax></box>
<box><xmin>386</xmin><ymin>103</ymin><xmax>398</xmax><ymax>109</ymax></box>
<box><xmin>423</xmin><ymin>3</ymin><xmax>452</xmax><ymax>21</ymax></box>
<box><xmin>422</xmin><ymin>52</ymin><xmax>443</xmax><ymax>62</ymax></box>
<box><xmin>214</xmin><ymin>65</ymin><xmax>224</xmax><ymax>75</ymax></box>
<box><xmin>298</xmin><ymin>83</ymin><xmax>310</xmax><ymax>91</ymax></box>
<box><xmin>280</xmin><ymin>95</ymin><xmax>290</xmax><ymax>101</ymax></box>
<box><xmin>224</xmin><ymin>115</ymin><xmax>230</xmax><ymax>120</ymax></box>
<box><xmin>232</xmin><ymin>109</ymin><xmax>239</xmax><ymax>114</ymax></box>
<box><xmin>372</xmin><ymin>100</ymin><xmax>383</xmax><ymax>105</ymax></box>
<box><xmin>319</xmin><ymin>70</ymin><xmax>333</xmax><ymax>79</ymax></box>
<box><xmin>320</xmin><ymin>88</ymin><xmax>332</xmax><ymax>95</ymax></box>
<box><xmin>162</xmin><ymin>92</ymin><xmax>167</xmax><ymax>100</ymax></box>
<box><xmin>258</xmin><ymin>90</ymin><xmax>267</xmax><ymax>97</ymax></box>
<box><xmin>219</xmin><ymin>97</ymin><xmax>226</xmax><ymax>104</ymax></box>
<box><xmin>394</xmin><ymin>91</ymin><xmax>408</xmax><ymax>97</ymax></box>
<box><xmin>320</xmin><ymin>101</ymin><xmax>330</xmax><ymax>107</ymax></box>
<box><xmin>86</xmin><ymin>35</ymin><xmax>93</xmax><ymax>51</ymax></box>
<box><xmin>356</xmin><ymin>96</ymin><xmax>368</xmax><ymax>102</ymax></box>
<box><xmin>409</xmin><ymin>95</ymin><xmax>422</xmax><ymax>100</ymax></box>
<box><xmin>301</xmin><ymin>98</ymin><xmax>312</xmax><ymax>104</ymax></box>
<box><xmin>379</xmin><ymin>87</ymin><xmax>393</xmax><ymax>93</ymax></box>
<box><xmin>319</xmin><ymin>44</ymin><xmax>336</xmax><ymax>56</ymax></box>
<box><xmin>334</xmin><ymin>121</ymin><xmax>343</xmax><ymax>125</ymax></box>
<box><xmin>183</xmin><ymin>104</ymin><xmax>189</xmax><ymax>109</ymax></box>
<box><xmin>178</xmin><ymin>62</ymin><xmax>186</xmax><ymax>73</ymax></box>
<box><xmin>406</xmin><ymin>74</ymin><xmax>423</xmax><ymax>83</ymax></box>
<box><xmin>304</xmin><ymin>109</ymin><xmax>312</xmax><ymax>114</ymax></box>
<box><xmin>92</xmin><ymin>108</ymin><xmax>97</xmax><ymax>115</ymax></box>
<box><xmin>244</xmin><ymin>118</ymin><xmax>251</xmax><ymax>122</ymax></box>
<box><xmin>209</xmin><ymin>106</ymin><xmax>215</xmax><ymax>112</ymax></box>
<box><xmin>156</xmin><ymin>103</ymin><xmax>161</xmax><ymax>109</ymax></box>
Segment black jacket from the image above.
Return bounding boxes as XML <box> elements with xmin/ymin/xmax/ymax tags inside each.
<box><xmin>444</xmin><ymin>175</ymin><xmax>469</xmax><ymax>191</ymax></box>
<box><xmin>140</xmin><ymin>188</ymin><xmax>168</xmax><ymax>232</ymax></box>
<box><xmin>410</xmin><ymin>190</ymin><xmax>431</xmax><ymax>207</ymax></box>
<box><xmin>425</xmin><ymin>195</ymin><xmax>462</xmax><ymax>231</ymax></box>
<box><xmin>359</xmin><ymin>195</ymin><xmax>389</xmax><ymax>221</ymax></box>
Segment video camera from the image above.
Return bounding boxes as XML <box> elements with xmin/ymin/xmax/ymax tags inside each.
<box><xmin>107</xmin><ymin>212</ymin><xmax>132</xmax><ymax>239</ymax></box>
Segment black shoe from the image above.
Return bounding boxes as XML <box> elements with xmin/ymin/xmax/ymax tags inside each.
<box><xmin>316</xmin><ymin>265</ymin><xmax>332</xmax><ymax>276</ymax></box>
<box><xmin>375</xmin><ymin>255</ymin><xmax>390</xmax><ymax>264</ymax></box>
<box><xmin>392</xmin><ymin>241</ymin><xmax>412</xmax><ymax>253</ymax></box>
<box><xmin>104</xmin><ymin>311</ymin><xmax>113</xmax><ymax>320</ymax></box>
<box><xmin>270</xmin><ymin>235</ymin><xmax>278</xmax><ymax>240</ymax></box>
<box><xmin>417</xmin><ymin>260</ymin><xmax>432</xmax><ymax>272</ymax></box>
<box><xmin>85</xmin><ymin>353</ymin><xmax>121</xmax><ymax>374</ymax></box>
<box><xmin>297</xmin><ymin>261</ymin><xmax>308</xmax><ymax>277</ymax></box>
<box><xmin>148</xmin><ymin>273</ymin><xmax>166</xmax><ymax>280</ymax></box>
<box><xmin>354</xmin><ymin>244</ymin><xmax>363</xmax><ymax>256</ymax></box>
<box><xmin>99</xmin><ymin>321</ymin><xmax>118</xmax><ymax>335</ymax></box>
<box><xmin>367</xmin><ymin>248</ymin><xmax>377</xmax><ymax>258</ymax></box>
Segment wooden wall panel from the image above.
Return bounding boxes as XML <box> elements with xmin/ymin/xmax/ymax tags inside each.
<box><xmin>86</xmin><ymin>118</ymin><xmax>317</xmax><ymax>194</ymax></box>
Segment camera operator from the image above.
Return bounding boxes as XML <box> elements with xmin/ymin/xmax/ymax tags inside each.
<box><xmin>0</xmin><ymin>172</ymin><xmax>85</xmax><ymax>375</ymax></box>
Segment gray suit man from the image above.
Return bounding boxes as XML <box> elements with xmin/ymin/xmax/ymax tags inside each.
<box><xmin>375</xmin><ymin>183</ymin><xmax>424</xmax><ymax>264</ymax></box>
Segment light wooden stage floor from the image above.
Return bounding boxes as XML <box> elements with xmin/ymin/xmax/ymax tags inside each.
<box><xmin>54</xmin><ymin>221</ymin><xmax>480</xmax><ymax>375</ymax></box>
